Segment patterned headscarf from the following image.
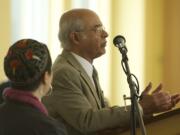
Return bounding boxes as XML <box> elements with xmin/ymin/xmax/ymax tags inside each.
<box><xmin>4</xmin><ymin>39</ymin><xmax>51</xmax><ymax>89</ymax></box>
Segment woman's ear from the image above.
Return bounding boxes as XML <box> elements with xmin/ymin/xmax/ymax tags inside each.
<box><xmin>42</xmin><ymin>71</ymin><xmax>50</xmax><ymax>85</ymax></box>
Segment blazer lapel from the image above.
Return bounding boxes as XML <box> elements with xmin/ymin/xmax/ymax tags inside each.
<box><xmin>61</xmin><ymin>50</ymin><xmax>102</xmax><ymax>109</ymax></box>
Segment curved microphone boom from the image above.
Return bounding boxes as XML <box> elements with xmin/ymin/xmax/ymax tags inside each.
<box><xmin>113</xmin><ymin>35</ymin><xmax>127</xmax><ymax>54</ymax></box>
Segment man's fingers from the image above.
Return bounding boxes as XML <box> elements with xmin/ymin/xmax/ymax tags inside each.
<box><xmin>152</xmin><ymin>84</ymin><xmax>162</xmax><ymax>94</ymax></box>
<box><xmin>159</xmin><ymin>102</ymin><xmax>173</xmax><ymax>111</ymax></box>
<box><xmin>142</xmin><ymin>82</ymin><xmax>152</xmax><ymax>95</ymax></box>
<box><xmin>171</xmin><ymin>94</ymin><xmax>180</xmax><ymax>99</ymax></box>
<box><xmin>171</xmin><ymin>94</ymin><xmax>180</xmax><ymax>105</ymax></box>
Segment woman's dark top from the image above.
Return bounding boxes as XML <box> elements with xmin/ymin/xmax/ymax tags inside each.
<box><xmin>0</xmin><ymin>88</ymin><xmax>67</xmax><ymax>135</ymax></box>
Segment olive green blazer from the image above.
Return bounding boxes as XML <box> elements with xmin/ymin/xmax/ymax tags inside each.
<box><xmin>43</xmin><ymin>50</ymin><xmax>131</xmax><ymax>135</ymax></box>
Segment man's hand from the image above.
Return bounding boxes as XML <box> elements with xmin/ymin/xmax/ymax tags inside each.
<box><xmin>139</xmin><ymin>82</ymin><xmax>180</xmax><ymax>115</ymax></box>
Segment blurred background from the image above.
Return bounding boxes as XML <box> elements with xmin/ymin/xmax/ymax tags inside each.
<box><xmin>0</xmin><ymin>0</ymin><xmax>180</xmax><ymax>107</ymax></box>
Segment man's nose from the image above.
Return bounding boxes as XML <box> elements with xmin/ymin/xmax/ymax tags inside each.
<box><xmin>102</xmin><ymin>30</ymin><xmax>108</xmax><ymax>38</ymax></box>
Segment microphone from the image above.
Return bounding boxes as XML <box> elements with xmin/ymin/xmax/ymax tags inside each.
<box><xmin>113</xmin><ymin>35</ymin><xmax>127</xmax><ymax>54</ymax></box>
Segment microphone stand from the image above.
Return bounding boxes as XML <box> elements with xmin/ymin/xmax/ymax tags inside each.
<box><xmin>119</xmin><ymin>48</ymin><xmax>147</xmax><ymax>135</ymax></box>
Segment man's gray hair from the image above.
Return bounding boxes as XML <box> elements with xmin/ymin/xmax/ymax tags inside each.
<box><xmin>58</xmin><ymin>17</ymin><xmax>85</xmax><ymax>49</ymax></box>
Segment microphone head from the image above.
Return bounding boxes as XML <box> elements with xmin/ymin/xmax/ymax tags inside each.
<box><xmin>113</xmin><ymin>35</ymin><xmax>126</xmax><ymax>47</ymax></box>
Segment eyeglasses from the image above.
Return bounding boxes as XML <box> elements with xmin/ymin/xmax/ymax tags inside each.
<box><xmin>77</xmin><ymin>25</ymin><xmax>106</xmax><ymax>34</ymax></box>
<box><xmin>92</xmin><ymin>25</ymin><xmax>106</xmax><ymax>33</ymax></box>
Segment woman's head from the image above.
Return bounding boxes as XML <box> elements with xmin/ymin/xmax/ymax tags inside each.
<box><xmin>4</xmin><ymin>39</ymin><xmax>52</xmax><ymax>92</ymax></box>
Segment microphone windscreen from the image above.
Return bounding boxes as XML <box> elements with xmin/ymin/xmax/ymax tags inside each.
<box><xmin>113</xmin><ymin>35</ymin><xmax>126</xmax><ymax>47</ymax></box>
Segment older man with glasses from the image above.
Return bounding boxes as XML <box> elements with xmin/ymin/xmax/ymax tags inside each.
<box><xmin>43</xmin><ymin>8</ymin><xmax>180</xmax><ymax>135</ymax></box>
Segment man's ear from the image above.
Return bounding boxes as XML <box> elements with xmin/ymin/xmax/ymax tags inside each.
<box><xmin>69</xmin><ymin>32</ymin><xmax>81</xmax><ymax>45</ymax></box>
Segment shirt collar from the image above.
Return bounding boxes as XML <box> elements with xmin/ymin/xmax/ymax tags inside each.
<box><xmin>71</xmin><ymin>52</ymin><xmax>93</xmax><ymax>78</ymax></box>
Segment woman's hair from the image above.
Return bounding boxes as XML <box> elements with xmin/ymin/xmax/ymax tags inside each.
<box><xmin>4</xmin><ymin>39</ymin><xmax>52</xmax><ymax>91</ymax></box>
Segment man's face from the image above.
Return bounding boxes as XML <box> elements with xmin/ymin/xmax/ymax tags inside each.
<box><xmin>78</xmin><ymin>12</ymin><xmax>109</xmax><ymax>61</ymax></box>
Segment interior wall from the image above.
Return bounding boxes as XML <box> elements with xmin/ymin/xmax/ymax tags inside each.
<box><xmin>145</xmin><ymin>0</ymin><xmax>180</xmax><ymax>108</ymax></box>
<box><xmin>144</xmin><ymin>0</ymin><xmax>164</xmax><ymax>88</ymax></box>
<box><xmin>163</xmin><ymin>0</ymin><xmax>180</xmax><ymax>108</ymax></box>
<box><xmin>111</xmin><ymin>0</ymin><xmax>145</xmax><ymax>106</ymax></box>
<box><xmin>0</xmin><ymin>0</ymin><xmax>11</xmax><ymax>82</ymax></box>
